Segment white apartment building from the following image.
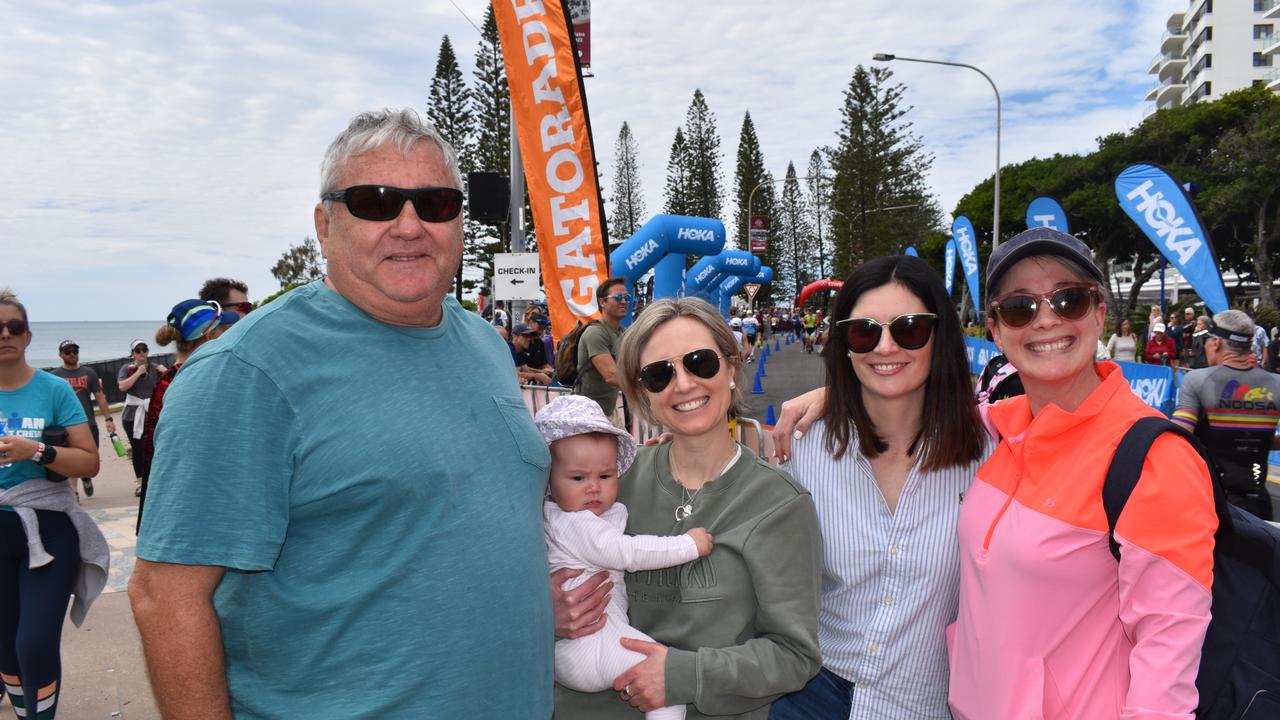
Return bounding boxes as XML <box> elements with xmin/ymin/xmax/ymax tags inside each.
<box><xmin>1147</xmin><ymin>0</ymin><xmax>1280</xmax><ymax>113</ymax></box>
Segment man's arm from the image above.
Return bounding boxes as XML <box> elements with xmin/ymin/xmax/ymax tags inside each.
<box><xmin>129</xmin><ymin>560</ymin><xmax>233</xmax><ymax>720</ymax></box>
<box><xmin>590</xmin><ymin>353</ymin><xmax>619</xmax><ymax>386</ymax></box>
<box><xmin>94</xmin><ymin>389</ymin><xmax>116</xmax><ymax>435</ymax></box>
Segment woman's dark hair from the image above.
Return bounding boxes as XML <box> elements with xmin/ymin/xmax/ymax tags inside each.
<box><xmin>820</xmin><ymin>255</ymin><xmax>984</xmax><ymax>471</ymax></box>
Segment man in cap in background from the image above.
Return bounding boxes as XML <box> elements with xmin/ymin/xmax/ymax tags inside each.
<box><xmin>49</xmin><ymin>339</ymin><xmax>116</xmax><ymax>497</ymax></box>
<box><xmin>511</xmin><ymin>322</ymin><xmax>553</xmax><ymax>385</ymax></box>
<box><xmin>1173</xmin><ymin>309</ymin><xmax>1280</xmax><ymax>521</ymax></box>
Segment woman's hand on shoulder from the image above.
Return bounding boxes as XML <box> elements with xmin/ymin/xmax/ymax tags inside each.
<box><xmin>614</xmin><ymin>638</ymin><xmax>669</xmax><ymax>711</ymax></box>
<box><xmin>550</xmin><ymin>568</ymin><xmax>610</xmax><ymax>639</ymax></box>
<box><xmin>770</xmin><ymin>386</ymin><xmax>828</xmax><ymax>463</ymax></box>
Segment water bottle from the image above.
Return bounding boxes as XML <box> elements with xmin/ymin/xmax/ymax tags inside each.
<box><xmin>110</xmin><ymin>431</ymin><xmax>127</xmax><ymax>458</ymax></box>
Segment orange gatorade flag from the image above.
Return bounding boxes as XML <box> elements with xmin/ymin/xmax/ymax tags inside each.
<box><xmin>493</xmin><ymin>0</ymin><xmax>609</xmax><ymax>342</ymax></box>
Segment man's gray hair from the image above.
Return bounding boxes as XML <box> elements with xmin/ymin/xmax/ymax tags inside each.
<box><xmin>1212</xmin><ymin>309</ymin><xmax>1255</xmax><ymax>355</ymax></box>
<box><xmin>319</xmin><ymin>108</ymin><xmax>462</xmax><ymax>197</ymax></box>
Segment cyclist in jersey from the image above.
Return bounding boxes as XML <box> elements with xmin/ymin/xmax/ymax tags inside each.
<box><xmin>1172</xmin><ymin>309</ymin><xmax>1280</xmax><ymax>521</ymax></box>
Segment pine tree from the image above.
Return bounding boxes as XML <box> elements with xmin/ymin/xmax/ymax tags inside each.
<box><xmin>828</xmin><ymin>65</ymin><xmax>941</xmax><ymax>278</ymax></box>
<box><xmin>776</xmin><ymin>162</ymin><xmax>814</xmax><ymax>303</ymax></box>
<box><xmin>467</xmin><ymin>5</ymin><xmax>512</xmax><ymax>297</ymax></box>
<box><xmin>682</xmin><ymin>89</ymin><xmax>724</xmax><ymax>221</ymax></box>
<box><xmin>609</xmin><ymin>122</ymin><xmax>647</xmax><ymax>240</ymax></box>
<box><xmin>730</xmin><ymin>111</ymin><xmax>778</xmax><ymax>304</ymax></box>
<box><xmin>806</xmin><ymin>150</ymin><xmax>833</xmax><ymax>282</ymax></box>
<box><xmin>426</xmin><ymin>35</ymin><xmax>474</xmax><ymax>171</ymax></box>
<box><xmin>663</xmin><ymin>127</ymin><xmax>692</xmax><ymax>216</ymax></box>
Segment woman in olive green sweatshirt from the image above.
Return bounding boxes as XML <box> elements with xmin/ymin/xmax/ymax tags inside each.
<box><xmin>552</xmin><ymin>297</ymin><xmax>823</xmax><ymax>720</ymax></box>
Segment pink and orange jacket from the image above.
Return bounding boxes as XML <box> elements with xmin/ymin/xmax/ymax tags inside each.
<box><xmin>948</xmin><ymin>362</ymin><xmax>1217</xmax><ymax>719</ymax></box>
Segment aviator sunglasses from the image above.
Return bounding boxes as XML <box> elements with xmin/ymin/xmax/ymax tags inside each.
<box><xmin>989</xmin><ymin>284</ymin><xmax>1099</xmax><ymax>328</ymax></box>
<box><xmin>837</xmin><ymin>313</ymin><xmax>937</xmax><ymax>353</ymax></box>
<box><xmin>321</xmin><ymin>185</ymin><xmax>464</xmax><ymax>223</ymax></box>
<box><xmin>637</xmin><ymin>348</ymin><xmax>722</xmax><ymax>393</ymax></box>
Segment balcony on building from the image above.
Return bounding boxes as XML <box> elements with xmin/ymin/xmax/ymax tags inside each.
<box><xmin>1161</xmin><ymin>26</ymin><xmax>1188</xmax><ymax>55</ymax></box>
<box><xmin>1263</xmin><ymin>34</ymin><xmax>1280</xmax><ymax>57</ymax></box>
<box><xmin>1264</xmin><ymin>0</ymin><xmax>1280</xmax><ymax>20</ymax></box>
<box><xmin>1267</xmin><ymin>68</ymin><xmax>1280</xmax><ymax>90</ymax></box>
<box><xmin>1147</xmin><ymin>77</ymin><xmax>1187</xmax><ymax>105</ymax></box>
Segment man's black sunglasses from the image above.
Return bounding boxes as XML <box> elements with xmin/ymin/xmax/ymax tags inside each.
<box><xmin>321</xmin><ymin>185</ymin><xmax>464</xmax><ymax>223</ymax></box>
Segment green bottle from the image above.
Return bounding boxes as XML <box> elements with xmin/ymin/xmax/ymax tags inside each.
<box><xmin>110</xmin><ymin>432</ymin><xmax>127</xmax><ymax>457</ymax></box>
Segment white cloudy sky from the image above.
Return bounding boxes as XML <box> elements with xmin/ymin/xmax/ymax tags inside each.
<box><xmin>2</xmin><ymin>0</ymin><xmax>1182</xmax><ymax>320</ymax></box>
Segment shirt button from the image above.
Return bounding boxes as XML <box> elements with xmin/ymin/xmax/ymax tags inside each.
<box><xmin>869</xmin><ymin>643</ymin><xmax>879</xmax><ymax>654</ymax></box>
<box><xmin>884</xmin><ymin>595</ymin><xmax>894</xmax><ymax>605</ymax></box>
<box><xmin>889</xmin><ymin>546</ymin><xmax>899</xmax><ymax>556</ymax></box>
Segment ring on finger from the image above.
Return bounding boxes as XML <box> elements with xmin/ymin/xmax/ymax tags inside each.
<box><xmin>622</xmin><ymin>684</ymin><xmax>631</xmax><ymax>698</ymax></box>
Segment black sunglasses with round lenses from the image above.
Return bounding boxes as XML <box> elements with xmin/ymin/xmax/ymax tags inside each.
<box><xmin>637</xmin><ymin>349</ymin><xmax>722</xmax><ymax>393</ymax></box>
<box><xmin>990</xmin><ymin>284</ymin><xmax>1099</xmax><ymax>328</ymax></box>
<box><xmin>838</xmin><ymin>313</ymin><xmax>938</xmax><ymax>353</ymax></box>
<box><xmin>321</xmin><ymin>185</ymin><xmax>464</xmax><ymax>223</ymax></box>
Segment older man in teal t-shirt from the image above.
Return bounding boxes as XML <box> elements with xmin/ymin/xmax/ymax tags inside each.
<box><xmin>130</xmin><ymin>110</ymin><xmax>553</xmax><ymax>719</ymax></box>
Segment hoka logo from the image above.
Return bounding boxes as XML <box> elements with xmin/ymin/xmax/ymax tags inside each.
<box><xmin>623</xmin><ymin>238</ymin><xmax>659</xmax><ymax>271</ymax></box>
<box><xmin>1123</xmin><ymin>180</ymin><xmax>1203</xmax><ymax>265</ymax></box>
<box><xmin>677</xmin><ymin>227</ymin><xmax>714</xmax><ymax>242</ymax></box>
<box><xmin>1130</xmin><ymin>377</ymin><xmax>1168</xmax><ymax>406</ymax></box>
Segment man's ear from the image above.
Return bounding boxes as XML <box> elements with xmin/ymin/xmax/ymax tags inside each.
<box><xmin>314</xmin><ymin>203</ymin><xmax>331</xmax><ymax>259</ymax></box>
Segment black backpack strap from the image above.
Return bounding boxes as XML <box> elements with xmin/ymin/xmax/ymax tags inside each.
<box><xmin>1103</xmin><ymin>416</ymin><xmax>1232</xmax><ymax>561</ymax></box>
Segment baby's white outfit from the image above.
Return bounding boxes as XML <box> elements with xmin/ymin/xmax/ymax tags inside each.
<box><xmin>545</xmin><ymin>500</ymin><xmax>699</xmax><ymax>720</ymax></box>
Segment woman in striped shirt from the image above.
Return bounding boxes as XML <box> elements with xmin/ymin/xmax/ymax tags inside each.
<box><xmin>770</xmin><ymin>255</ymin><xmax>989</xmax><ymax>719</ymax></box>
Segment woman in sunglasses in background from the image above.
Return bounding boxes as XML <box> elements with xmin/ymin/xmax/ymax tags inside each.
<box><xmin>947</xmin><ymin>228</ymin><xmax>1216</xmax><ymax>719</ymax></box>
<box><xmin>552</xmin><ymin>296</ymin><xmax>823</xmax><ymax>720</ymax></box>
<box><xmin>769</xmin><ymin>255</ymin><xmax>988</xmax><ymax>719</ymax></box>
<box><xmin>0</xmin><ymin>288</ymin><xmax>108</xmax><ymax>719</ymax></box>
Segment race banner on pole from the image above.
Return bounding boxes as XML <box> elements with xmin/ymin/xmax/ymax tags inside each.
<box><xmin>1025</xmin><ymin>196</ymin><xmax>1069</xmax><ymax>233</ymax></box>
<box><xmin>566</xmin><ymin>0</ymin><xmax>590</xmax><ymax>68</ymax></box>
<box><xmin>944</xmin><ymin>239</ymin><xmax>957</xmax><ymax>296</ymax></box>
<box><xmin>749</xmin><ymin>215</ymin><xmax>769</xmax><ymax>254</ymax></box>
<box><xmin>1115</xmin><ymin>163</ymin><xmax>1228</xmax><ymax>314</ymax></box>
<box><xmin>494</xmin><ymin>0</ymin><xmax>609</xmax><ymax>340</ymax></box>
<box><xmin>952</xmin><ymin>216</ymin><xmax>981</xmax><ymax>311</ymax></box>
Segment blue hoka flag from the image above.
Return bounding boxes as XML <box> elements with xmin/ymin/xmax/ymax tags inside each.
<box><xmin>1115</xmin><ymin>163</ymin><xmax>1228</xmax><ymax>314</ymax></box>
<box><xmin>904</xmin><ymin>246</ymin><xmax>918</xmax><ymax>257</ymax></box>
<box><xmin>944</xmin><ymin>239</ymin><xmax>957</xmax><ymax>296</ymax></box>
<box><xmin>1025</xmin><ymin>196</ymin><xmax>1069</xmax><ymax>233</ymax></box>
<box><xmin>952</xmin><ymin>216</ymin><xmax>981</xmax><ymax>310</ymax></box>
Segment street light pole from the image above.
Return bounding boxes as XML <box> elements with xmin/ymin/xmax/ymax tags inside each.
<box><xmin>872</xmin><ymin>53</ymin><xmax>1002</xmax><ymax>250</ymax></box>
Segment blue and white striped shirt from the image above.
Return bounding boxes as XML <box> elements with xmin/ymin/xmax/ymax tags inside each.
<box><xmin>786</xmin><ymin>420</ymin><xmax>991</xmax><ymax>719</ymax></box>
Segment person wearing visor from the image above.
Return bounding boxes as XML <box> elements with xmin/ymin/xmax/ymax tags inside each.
<box><xmin>1173</xmin><ymin>309</ymin><xmax>1280</xmax><ymax>521</ymax></box>
<box><xmin>135</xmin><ymin>299</ymin><xmax>239</xmax><ymax>531</ymax></box>
<box><xmin>947</xmin><ymin>228</ymin><xmax>1216</xmax><ymax>719</ymax></box>
<box><xmin>553</xmin><ymin>297</ymin><xmax>822</xmax><ymax>719</ymax></box>
<box><xmin>117</xmin><ymin>339</ymin><xmax>167</xmax><ymax>497</ymax></box>
<box><xmin>130</xmin><ymin>108</ymin><xmax>554</xmax><ymax>718</ymax></box>
<box><xmin>50</xmin><ymin>339</ymin><xmax>115</xmax><ymax>498</ymax></box>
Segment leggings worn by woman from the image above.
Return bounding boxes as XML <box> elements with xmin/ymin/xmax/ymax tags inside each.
<box><xmin>0</xmin><ymin>510</ymin><xmax>80</xmax><ymax>719</ymax></box>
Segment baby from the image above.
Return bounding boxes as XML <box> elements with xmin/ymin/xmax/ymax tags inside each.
<box><xmin>535</xmin><ymin>395</ymin><xmax>713</xmax><ymax>720</ymax></box>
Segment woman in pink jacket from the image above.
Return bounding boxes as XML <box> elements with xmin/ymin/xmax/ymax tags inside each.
<box><xmin>947</xmin><ymin>228</ymin><xmax>1217</xmax><ymax>719</ymax></box>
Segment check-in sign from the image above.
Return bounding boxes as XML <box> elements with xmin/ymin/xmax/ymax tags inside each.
<box><xmin>494</xmin><ymin>253</ymin><xmax>542</xmax><ymax>300</ymax></box>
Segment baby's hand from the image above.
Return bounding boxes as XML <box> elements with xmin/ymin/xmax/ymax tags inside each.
<box><xmin>687</xmin><ymin>528</ymin><xmax>714</xmax><ymax>557</ymax></box>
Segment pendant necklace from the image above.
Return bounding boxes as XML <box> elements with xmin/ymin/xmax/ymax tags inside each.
<box><xmin>673</xmin><ymin>446</ymin><xmax>742</xmax><ymax>521</ymax></box>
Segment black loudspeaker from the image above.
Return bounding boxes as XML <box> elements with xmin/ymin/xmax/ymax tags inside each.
<box><xmin>467</xmin><ymin>172</ymin><xmax>511</xmax><ymax>225</ymax></box>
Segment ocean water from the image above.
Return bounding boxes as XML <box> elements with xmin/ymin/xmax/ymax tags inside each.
<box><xmin>27</xmin><ymin>321</ymin><xmax>164</xmax><ymax>369</ymax></box>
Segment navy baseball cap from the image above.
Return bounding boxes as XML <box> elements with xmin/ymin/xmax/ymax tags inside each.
<box><xmin>986</xmin><ymin>227</ymin><xmax>1104</xmax><ymax>295</ymax></box>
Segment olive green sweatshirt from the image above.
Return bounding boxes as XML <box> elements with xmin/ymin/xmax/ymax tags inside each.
<box><xmin>554</xmin><ymin>443</ymin><xmax>823</xmax><ymax>719</ymax></box>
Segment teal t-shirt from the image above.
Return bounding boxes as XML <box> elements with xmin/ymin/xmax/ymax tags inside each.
<box><xmin>137</xmin><ymin>282</ymin><xmax>554</xmax><ymax>719</ymax></box>
<box><xmin>1</xmin><ymin>369</ymin><xmax>87</xmax><ymax>495</ymax></box>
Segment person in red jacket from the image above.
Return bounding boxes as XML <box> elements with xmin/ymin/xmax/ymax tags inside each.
<box><xmin>1144</xmin><ymin>321</ymin><xmax>1178</xmax><ymax>366</ymax></box>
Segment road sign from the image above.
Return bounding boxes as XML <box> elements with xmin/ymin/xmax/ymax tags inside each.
<box><xmin>743</xmin><ymin>283</ymin><xmax>761</xmax><ymax>302</ymax></box>
<box><xmin>493</xmin><ymin>252</ymin><xmax>542</xmax><ymax>300</ymax></box>
<box><xmin>749</xmin><ymin>215</ymin><xmax>769</xmax><ymax>253</ymax></box>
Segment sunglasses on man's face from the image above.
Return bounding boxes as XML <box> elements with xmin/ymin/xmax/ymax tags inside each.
<box><xmin>837</xmin><ymin>313</ymin><xmax>938</xmax><ymax>354</ymax></box>
<box><xmin>223</xmin><ymin>301</ymin><xmax>253</xmax><ymax>315</ymax></box>
<box><xmin>989</xmin><ymin>284</ymin><xmax>1098</xmax><ymax>328</ymax></box>
<box><xmin>0</xmin><ymin>320</ymin><xmax>29</xmax><ymax>336</ymax></box>
<box><xmin>61</xmin><ymin>348</ymin><xmax>79</xmax><ymax>355</ymax></box>
<box><xmin>606</xmin><ymin>293</ymin><xmax>632</xmax><ymax>304</ymax></box>
<box><xmin>637</xmin><ymin>348</ymin><xmax>722</xmax><ymax>393</ymax></box>
<box><xmin>321</xmin><ymin>185</ymin><xmax>464</xmax><ymax>223</ymax></box>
